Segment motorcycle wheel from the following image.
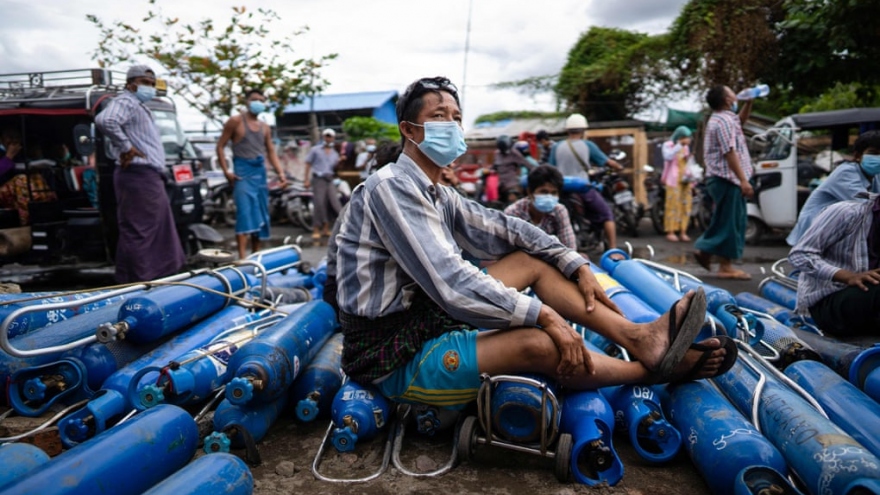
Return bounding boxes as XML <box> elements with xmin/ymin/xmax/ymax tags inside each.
<box><xmin>220</xmin><ymin>190</ymin><xmax>236</xmax><ymax>227</ymax></box>
<box><xmin>616</xmin><ymin>207</ymin><xmax>639</xmax><ymax>237</ymax></box>
<box><xmin>650</xmin><ymin>203</ymin><xmax>665</xmax><ymax>235</ymax></box>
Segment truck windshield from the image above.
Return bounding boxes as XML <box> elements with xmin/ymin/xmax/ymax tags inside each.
<box><xmin>153</xmin><ymin>109</ymin><xmax>198</xmax><ymax>161</ymax></box>
<box><xmin>760</xmin><ymin>124</ymin><xmax>794</xmax><ymax>161</ymax></box>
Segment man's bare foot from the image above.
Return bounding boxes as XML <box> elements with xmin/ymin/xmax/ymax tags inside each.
<box><xmin>650</xmin><ymin>337</ymin><xmax>727</xmax><ymax>384</ymax></box>
<box><xmin>623</xmin><ymin>290</ymin><xmax>699</xmax><ymax>372</ymax></box>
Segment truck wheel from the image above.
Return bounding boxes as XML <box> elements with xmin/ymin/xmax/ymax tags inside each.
<box><xmin>745</xmin><ymin>217</ymin><xmax>764</xmax><ymax>245</ymax></box>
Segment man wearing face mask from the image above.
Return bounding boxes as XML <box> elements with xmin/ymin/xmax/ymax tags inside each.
<box><xmin>304</xmin><ymin>128</ymin><xmax>343</xmax><ymax>240</ymax></box>
<box><xmin>334</xmin><ymin>76</ymin><xmax>733</xmax><ymax>412</ymax></box>
<box><xmin>693</xmin><ymin>85</ymin><xmax>755</xmax><ymax>280</ymax></box>
<box><xmin>217</xmin><ymin>88</ymin><xmax>286</xmax><ymax>260</ymax></box>
<box><xmin>95</xmin><ymin>64</ymin><xmax>186</xmax><ymax>283</ymax></box>
<box><xmin>786</xmin><ymin>131</ymin><xmax>880</xmax><ymax>246</ymax></box>
<box><xmin>504</xmin><ymin>165</ymin><xmax>576</xmax><ymax>250</ymax></box>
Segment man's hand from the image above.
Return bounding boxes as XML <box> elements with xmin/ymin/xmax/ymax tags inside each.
<box><xmin>538</xmin><ymin>305</ymin><xmax>593</xmax><ymax>377</ymax></box>
<box><xmin>120</xmin><ymin>147</ymin><xmax>145</xmax><ymax>169</ymax></box>
<box><xmin>574</xmin><ymin>264</ymin><xmax>623</xmax><ymax>316</ymax></box>
<box><xmin>740</xmin><ymin>180</ymin><xmax>754</xmax><ymax>198</ymax></box>
<box><xmin>276</xmin><ymin>174</ymin><xmax>288</xmax><ymax>188</ymax></box>
<box><xmin>840</xmin><ymin>269</ymin><xmax>880</xmax><ymax>291</ymax></box>
<box><xmin>303</xmin><ymin>178</ymin><xmax>311</xmax><ymax>189</ymax></box>
<box><xmin>223</xmin><ymin>170</ymin><xmax>241</xmax><ymax>184</ymax></box>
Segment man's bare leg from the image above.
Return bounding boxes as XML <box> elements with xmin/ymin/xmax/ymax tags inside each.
<box><xmin>476</xmin><ymin>327</ymin><xmax>725</xmax><ymax>388</ymax></box>
<box><xmin>603</xmin><ymin>220</ymin><xmax>617</xmax><ymax>250</ymax></box>
<box><xmin>251</xmin><ymin>234</ymin><xmax>261</xmax><ymax>255</ymax></box>
<box><xmin>485</xmin><ymin>251</ymin><xmax>704</xmax><ymax>372</ymax></box>
<box><xmin>235</xmin><ymin>233</ymin><xmax>248</xmax><ymax>260</ymax></box>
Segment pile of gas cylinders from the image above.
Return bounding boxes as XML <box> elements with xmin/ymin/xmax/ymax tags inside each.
<box><xmin>2</xmin><ymin>243</ymin><xmax>880</xmax><ymax>495</ymax></box>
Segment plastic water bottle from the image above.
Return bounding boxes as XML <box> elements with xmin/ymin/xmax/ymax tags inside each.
<box><xmin>737</xmin><ymin>84</ymin><xmax>770</xmax><ymax>100</ymax></box>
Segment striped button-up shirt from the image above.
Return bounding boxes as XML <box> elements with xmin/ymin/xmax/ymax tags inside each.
<box><xmin>703</xmin><ymin>110</ymin><xmax>753</xmax><ymax>186</ymax></box>
<box><xmin>788</xmin><ymin>197</ymin><xmax>875</xmax><ymax>312</ymax></box>
<box><xmin>95</xmin><ymin>91</ymin><xmax>165</xmax><ymax>171</ymax></box>
<box><xmin>504</xmin><ymin>197</ymin><xmax>577</xmax><ymax>250</ymax></box>
<box><xmin>336</xmin><ymin>153</ymin><xmax>587</xmax><ymax>330</ymax></box>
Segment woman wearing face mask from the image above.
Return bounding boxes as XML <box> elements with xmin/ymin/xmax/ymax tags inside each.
<box><xmin>504</xmin><ymin>165</ymin><xmax>576</xmax><ymax>250</ymax></box>
<box><xmin>786</xmin><ymin>130</ymin><xmax>880</xmax><ymax>246</ymax></box>
<box><xmin>661</xmin><ymin>126</ymin><xmax>695</xmax><ymax>242</ymax></box>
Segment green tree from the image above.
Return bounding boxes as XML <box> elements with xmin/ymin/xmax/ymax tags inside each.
<box><xmin>341</xmin><ymin>116</ymin><xmax>400</xmax><ymax>142</ymax></box>
<box><xmin>87</xmin><ymin>1</ymin><xmax>336</xmax><ymax>124</ymax></box>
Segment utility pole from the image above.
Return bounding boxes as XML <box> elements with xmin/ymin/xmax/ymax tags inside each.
<box><xmin>461</xmin><ymin>0</ymin><xmax>474</xmax><ymax>111</ymax></box>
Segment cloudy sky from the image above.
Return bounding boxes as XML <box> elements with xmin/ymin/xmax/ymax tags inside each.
<box><xmin>1</xmin><ymin>0</ymin><xmax>691</xmax><ymax>131</ymax></box>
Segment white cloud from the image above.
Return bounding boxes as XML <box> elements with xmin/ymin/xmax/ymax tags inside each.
<box><xmin>3</xmin><ymin>0</ymin><xmax>690</xmax><ymax>131</ymax></box>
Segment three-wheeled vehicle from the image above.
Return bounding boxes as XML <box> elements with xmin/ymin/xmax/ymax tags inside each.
<box><xmin>0</xmin><ymin>68</ymin><xmax>221</xmax><ymax>276</ymax></box>
<box><xmin>747</xmin><ymin>107</ymin><xmax>880</xmax><ymax>244</ymax></box>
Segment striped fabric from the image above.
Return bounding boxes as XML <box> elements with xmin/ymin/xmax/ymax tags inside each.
<box><xmin>702</xmin><ymin>111</ymin><xmax>753</xmax><ymax>186</ymax></box>
<box><xmin>95</xmin><ymin>92</ymin><xmax>166</xmax><ymax>171</ymax></box>
<box><xmin>789</xmin><ymin>198</ymin><xmax>874</xmax><ymax>312</ymax></box>
<box><xmin>335</xmin><ymin>152</ymin><xmax>587</xmax><ymax>330</ymax></box>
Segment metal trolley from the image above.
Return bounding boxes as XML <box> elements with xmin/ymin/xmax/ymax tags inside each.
<box><xmin>457</xmin><ymin>373</ymin><xmax>573</xmax><ymax>482</ymax></box>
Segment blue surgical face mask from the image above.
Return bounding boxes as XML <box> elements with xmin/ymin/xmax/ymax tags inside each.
<box><xmin>134</xmin><ymin>85</ymin><xmax>156</xmax><ymax>103</ymax></box>
<box><xmin>860</xmin><ymin>154</ymin><xmax>880</xmax><ymax>176</ymax></box>
<box><xmin>407</xmin><ymin>121</ymin><xmax>467</xmax><ymax>167</ymax></box>
<box><xmin>533</xmin><ymin>194</ymin><xmax>558</xmax><ymax>213</ymax></box>
<box><xmin>249</xmin><ymin>101</ymin><xmax>267</xmax><ymax>115</ymax></box>
<box><xmin>731</xmin><ymin>101</ymin><xmax>739</xmax><ymax>113</ymax></box>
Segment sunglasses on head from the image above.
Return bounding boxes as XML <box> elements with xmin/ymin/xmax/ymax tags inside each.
<box><xmin>398</xmin><ymin>77</ymin><xmax>459</xmax><ymax>118</ymax></box>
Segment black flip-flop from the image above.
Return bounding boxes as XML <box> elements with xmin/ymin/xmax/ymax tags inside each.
<box><xmin>654</xmin><ymin>287</ymin><xmax>708</xmax><ymax>381</ymax></box>
<box><xmin>671</xmin><ymin>335</ymin><xmax>739</xmax><ymax>384</ymax></box>
<box><xmin>693</xmin><ymin>251</ymin><xmax>712</xmax><ymax>271</ymax></box>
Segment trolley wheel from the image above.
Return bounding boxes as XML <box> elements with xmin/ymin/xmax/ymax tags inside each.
<box><xmin>555</xmin><ymin>433</ymin><xmax>573</xmax><ymax>482</ymax></box>
<box><xmin>457</xmin><ymin>415</ymin><xmax>479</xmax><ymax>463</ymax></box>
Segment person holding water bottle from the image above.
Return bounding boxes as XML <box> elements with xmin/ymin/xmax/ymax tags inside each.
<box><xmin>693</xmin><ymin>84</ymin><xmax>767</xmax><ymax>280</ymax></box>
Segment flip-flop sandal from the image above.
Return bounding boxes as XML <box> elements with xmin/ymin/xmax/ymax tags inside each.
<box><xmin>717</xmin><ymin>270</ymin><xmax>752</xmax><ymax>280</ymax></box>
<box><xmin>654</xmin><ymin>287</ymin><xmax>708</xmax><ymax>381</ymax></box>
<box><xmin>671</xmin><ymin>335</ymin><xmax>739</xmax><ymax>384</ymax></box>
<box><xmin>693</xmin><ymin>251</ymin><xmax>712</xmax><ymax>271</ymax></box>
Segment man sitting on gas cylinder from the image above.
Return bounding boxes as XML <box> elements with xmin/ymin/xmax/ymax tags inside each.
<box><xmin>334</xmin><ymin>76</ymin><xmax>736</xmax><ymax>411</ymax></box>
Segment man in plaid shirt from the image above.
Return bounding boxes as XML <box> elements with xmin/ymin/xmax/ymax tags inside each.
<box><xmin>693</xmin><ymin>85</ymin><xmax>755</xmax><ymax>280</ymax></box>
<box><xmin>504</xmin><ymin>165</ymin><xmax>577</xmax><ymax>250</ymax></box>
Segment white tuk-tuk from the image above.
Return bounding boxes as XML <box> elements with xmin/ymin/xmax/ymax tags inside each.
<box><xmin>747</xmin><ymin>108</ymin><xmax>880</xmax><ymax>244</ymax></box>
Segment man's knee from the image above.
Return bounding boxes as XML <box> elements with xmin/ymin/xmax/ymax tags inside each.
<box><xmin>514</xmin><ymin>331</ymin><xmax>558</xmax><ymax>366</ymax></box>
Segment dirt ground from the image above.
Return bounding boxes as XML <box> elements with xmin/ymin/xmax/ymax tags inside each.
<box><xmin>226</xmin><ymin>409</ymin><xmax>711</xmax><ymax>495</ymax></box>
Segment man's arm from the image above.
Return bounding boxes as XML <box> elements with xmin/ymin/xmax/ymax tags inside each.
<box><xmin>367</xmin><ymin>179</ymin><xmax>544</xmax><ymax>329</ymax></box>
<box><xmin>553</xmin><ymin>205</ymin><xmax>578</xmax><ymax>251</ymax></box>
<box><xmin>263</xmin><ymin>126</ymin><xmax>285</xmax><ymax>184</ymax></box>
<box><xmin>738</xmin><ymin>98</ymin><xmax>754</xmax><ymax>126</ymax></box>
<box><xmin>789</xmin><ymin>202</ymin><xmax>858</xmax><ymax>284</ymax></box>
<box><xmin>714</xmin><ymin>120</ymin><xmax>754</xmax><ymax>197</ymax></box>
<box><xmin>303</xmin><ymin>148</ymin><xmax>314</xmax><ymax>188</ymax></box>
<box><xmin>216</xmin><ymin>117</ymin><xmax>238</xmax><ymax>182</ymax></box>
<box><xmin>95</xmin><ymin>98</ymin><xmax>144</xmax><ymax>168</ymax></box>
<box><xmin>586</xmin><ymin>141</ymin><xmax>623</xmax><ymax>171</ymax></box>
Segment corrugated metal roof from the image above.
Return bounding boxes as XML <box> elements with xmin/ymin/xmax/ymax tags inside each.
<box><xmin>465</xmin><ymin>117</ymin><xmax>647</xmax><ymax>141</ymax></box>
<box><xmin>283</xmin><ymin>90</ymin><xmax>398</xmax><ymax>114</ymax></box>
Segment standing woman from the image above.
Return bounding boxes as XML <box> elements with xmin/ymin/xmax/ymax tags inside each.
<box><xmin>661</xmin><ymin>126</ymin><xmax>694</xmax><ymax>242</ymax></box>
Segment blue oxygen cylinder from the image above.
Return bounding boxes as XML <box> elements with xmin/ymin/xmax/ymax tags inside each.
<box><xmin>1</xmin><ymin>289</ymin><xmax>133</xmax><ymax>339</ymax></box>
<box><xmin>600</xmin><ymin>256</ymin><xmax>724</xmax><ymax>337</ymax></box>
<box><xmin>0</xmin><ymin>303</ymin><xmax>124</xmax><ymax>394</ymax></box>
<box><xmin>490</xmin><ymin>374</ymin><xmax>559</xmax><ymax>444</ymax></box>
<box><xmin>733</xmin><ymin>466</ymin><xmax>805</xmax><ymax>495</ymax></box>
<box><xmin>312</xmin><ymin>259</ymin><xmax>328</xmax><ymax>288</ymax></box>
<box><xmin>562</xmin><ymin>176</ymin><xmax>593</xmax><ymax>193</ymax></box>
<box><xmin>600</xmin><ymin>383</ymin><xmax>681</xmax><ymax>464</ymax></box>
<box><xmin>734</xmin><ymin>292</ymin><xmax>819</xmax><ymax>333</ymax></box>
<box><xmin>225</xmin><ymin>301</ymin><xmax>337</xmax><ymax>406</ymax></box>
<box><xmin>133</xmin><ymin>304</ymin><xmax>305</xmax><ymax>410</ymax></box>
<box><xmin>578</xmin><ymin>336</ymin><xmax>681</xmax><ymax>464</ymax></box>
<box><xmin>57</xmin><ymin>305</ymin><xmax>257</xmax><ymax>448</ymax></box>
<box><xmin>204</xmin><ymin>394</ymin><xmax>287</xmax><ymax>454</ymax></box>
<box><xmin>665</xmin><ymin>380</ymin><xmax>789</xmax><ymax>495</ymax></box>
<box><xmin>713</xmin><ymin>352</ymin><xmax>880</xmax><ymax>494</ymax></box>
<box><xmin>784</xmin><ymin>360</ymin><xmax>880</xmax><ymax>458</ymax></box>
<box><xmin>291</xmin><ymin>332</ymin><xmax>344</xmax><ymax>422</ymax></box>
<box><xmin>141</xmin><ymin>453</ymin><xmax>253</xmax><ymax>495</ymax></box>
<box><xmin>0</xmin><ymin>443</ymin><xmax>50</xmax><ymax>490</ymax></box>
<box><xmin>790</xmin><ymin>328</ymin><xmax>880</xmax><ymax>403</ymax></box>
<box><xmin>8</xmin><ymin>342</ymin><xmax>118</xmax><ymax>417</ymax></box>
<box><xmin>266</xmin><ymin>272</ymin><xmax>314</xmax><ymax>290</ymax></box>
<box><xmin>758</xmin><ymin>278</ymin><xmax>798</xmax><ymax>311</ymax></box>
<box><xmin>330</xmin><ymin>380</ymin><xmax>391</xmax><ymax>452</ymax></box>
<box><xmin>0</xmin><ymin>405</ymin><xmax>199</xmax><ymax>495</ymax></box>
<box><xmin>559</xmin><ymin>389</ymin><xmax>623</xmax><ymax>486</ymax></box>
<box><xmin>590</xmin><ymin>265</ymin><xmax>658</xmax><ymax>324</ymax></box>
<box><xmin>96</xmin><ymin>268</ymin><xmax>258</xmax><ymax>345</ymax></box>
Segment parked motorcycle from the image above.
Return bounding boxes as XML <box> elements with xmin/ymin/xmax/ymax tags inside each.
<box><xmin>200</xmin><ymin>177</ymin><xmax>235</xmax><ymax>227</ymax></box>
<box><xmin>589</xmin><ymin>167</ymin><xmax>640</xmax><ymax>237</ymax></box>
<box><xmin>560</xmin><ymin>188</ymin><xmax>608</xmax><ymax>254</ymax></box>
<box><xmin>267</xmin><ymin>177</ymin><xmax>314</xmax><ymax>229</ymax></box>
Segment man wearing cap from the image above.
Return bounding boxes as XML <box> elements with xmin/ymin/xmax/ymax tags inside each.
<box><xmin>304</xmin><ymin>128</ymin><xmax>342</xmax><ymax>239</ymax></box>
<box><xmin>549</xmin><ymin>113</ymin><xmax>625</xmax><ymax>250</ymax></box>
<box><xmin>217</xmin><ymin>89</ymin><xmax>286</xmax><ymax>260</ymax></box>
<box><xmin>95</xmin><ymin>64</ymin><xmax>186</xmax><ymax>283</ymax></box>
